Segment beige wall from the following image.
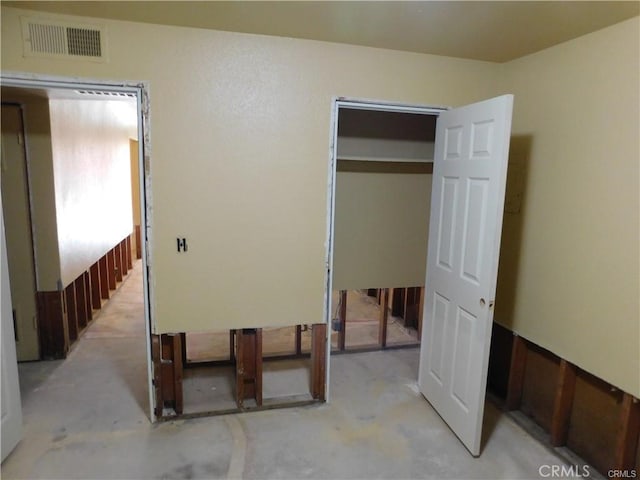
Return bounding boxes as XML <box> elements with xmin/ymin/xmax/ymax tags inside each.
<box><xmin>333</xmin><ymin>167</ymin><xmax>432</xmax><ymax>290</ymax></box>
<box><xmin>48</xmin><ymin>98</ymin><xmax>137</xmax><ymax>286</ymax></box>
<box><xmin>497</xmin><ymin>17</ymin><xmax>640</xmax><ymax>396</ymax></box>
<box><xmin>1</xmin><ymin>6</ymin><xmax>501</xmax><ymax>333</ymax></box>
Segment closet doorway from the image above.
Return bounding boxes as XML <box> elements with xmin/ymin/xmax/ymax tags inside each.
<box><xmin>329</xmin><ymin>103</ymin><xmax>444</xmax><ymax>353</ymax></box>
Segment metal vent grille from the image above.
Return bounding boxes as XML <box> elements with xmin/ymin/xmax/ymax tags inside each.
<box><xmin>28</xmin><ymin>23</ymin><xmax>66</xmax><ymax>55</ymax></box>
<box><xmin>21</xmin><ymin>17</ymin><xmax>107</xmax><ymax>62</ymax></box>
<box><xmin>66</xmin><ymin>27</ymin><xmax>102</xmax><ymax>57</ymax></box>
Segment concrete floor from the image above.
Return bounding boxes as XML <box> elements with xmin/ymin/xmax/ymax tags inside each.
<box><xmin>2</xmin><ymin>261</ymin><xmax>588</xmax><ymax>479</ymax></box>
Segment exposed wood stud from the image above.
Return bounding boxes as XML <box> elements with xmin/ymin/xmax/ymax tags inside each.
<box><xmin>550</xmin><ymin>359</ymin><xmax>577</xmax><ymax>446</ymax></box>
<box><xmin>391</xmin><ymin>288</ymin><xmax>405</xmax><ymax>318</ymax></box>
<box><xmin>120</xmin><ymin>240</ymin><xmax>128</xmax><ymax>276</ymax></box>
<box><xmin>378</xmin><ymin>288</ymin><xmax>389</xmax><ymax>348</ymax></box>
<box><xmin>74</xmin><ymin>276</ymin><xmax>88</xmax><ymax>329</ymax></box>
<box><xmin>36</xmin><ymin>291</ymin><xmax>69</xmax><ymax>359</ymax></box>
<box><xmin>65</xmin><ymin>283</ymin><xmax>78</xmax><ymax>342</ymax></box>
<box><xmin>310</xmin><ymin>323</ymin><xmax>327</xmax><ymax>401</ymax></box>
<box><xmin>99</xmin><ymin>255</ymin><xmax>110</xmax><ymax>299</ymax></box>
<box><xmin>106</xmin><ymin>250</ymin><xmax>116</xmax><ymax>290</ymax></box>
<box><xmin>90</xmin><ymin>263</ymin><xmax>102</xmax><ymax>309</ymax></box>
<box><xmin>180</xmin><ymin>332</ymin><xmax>187</xmax><ymax>366</ymax></box>
<box><xmin>83</xmin><ymin>271</ymin><xmax>93</xmax><ymax>321</ymax></box>
<box><xmin>126</xmin><ymin>235</ymin><xmax>133</xmax><ymax>269</ymax></box>
<box><xmin>295</xmin><ymin>325</ymin><xmax>302</xmax><ymax>355</ymax></box>
<box><xmin>173</xmin><ymin>334</ymin><xmax>184</xmax><ymax>414</ymax></box>
<box><xmin>255</xmin><ymin>329</ymin><xmax>263</xmax><ymax>406</ymax></box>
<box><xmin>114</xmin><ymin>243</ymin><xmax>123</xmax><ymax>282</ymax></box>
<box><xmin>418</xmin><ymin>286</ymin><xmax>425</xmax><ymax>339</ymax></box>
<box><xmin>403</xmin><ymin>287</ymin><xmax>420</xmax><ymax>328</ymax></box>
<box><xmin>151</xmin><ymin>334</ymin><xmax>163</xmax><ymax>418</ymax></box>
<box><xmin>615</xmin><ymin>393</ymin><xmax>640</xmax><ymax>470</ymax></box>
<box><xmin>338</xmin><ymin>290</ymin><xmax>347</xmax><ymax>351</ymax></box>
<box><xmin>235</xmin><ymin>329</ymin><xmax>263</xmax><ymax>408</ymax></box>
<box><xmin>135</xmin><ymin>225</ymin><xmax>142</xmax><ymax>259</ymax></box>
<box><xmin>158</xmin><ymin>333</ymin><xmax>184</xmax><ymax>416</ymax></box>
<box><xmin>236</xmin><ymin>330</ymin><xmax>244</xmax><ymax>407</ymax></box>
<box><xmin>506</xmin><ymin>334</ymin><xmax>528</xmax><ymax>410</ymax></box>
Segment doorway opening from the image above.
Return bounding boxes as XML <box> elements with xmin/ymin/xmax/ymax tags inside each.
<box><xmin>325</xmin><ymin>99</ymin><xmax>446</xmax><ymax>395</ymax></box>
<box><xmin>326</xmin><ymin>95</ymin><xmax>515</xmax><ymax>456</ymax></box>
<box><xmin>0</xmin><ymin>74</ymin><xmax>154</xmax><ymax>421</ymax></box>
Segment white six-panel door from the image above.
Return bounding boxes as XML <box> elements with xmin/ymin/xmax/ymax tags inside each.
<box><xmin>418</xmin><ymin>95</ymin><xmax>513</xmax><ymax>456</ymax></box>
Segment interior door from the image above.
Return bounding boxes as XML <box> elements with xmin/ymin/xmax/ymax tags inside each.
<box><xmin>418</xmin><ymin>94</ymin><xmax>513</xmax><ymax>456</ymax></box>
<box><xmin>1</xmin><ymin>105</ymin><xmax>39</xmax><ymax>361</ymax></box>
<box><xmin>1</xmin><ymin>196</ymin><xmax>24</xmax><ymax>461</ymax></box>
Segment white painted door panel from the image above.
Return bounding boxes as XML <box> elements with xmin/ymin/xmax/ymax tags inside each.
<box><xmin>418</xmin><ymin>95</ymin><xmax>513</xmax><ymax>456</ymax></box>
<box><xmin>1</xmin><ymin>197</ymin><xmax>23</xmax><ymax>461</ymax></box>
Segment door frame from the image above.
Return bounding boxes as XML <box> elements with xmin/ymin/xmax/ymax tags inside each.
<box><xmin>0</xmin><ymin>72</ymin><xmax>157</xmax><ymax>422</ymax></box>
<box><xmin>324</xmin><ymin>97</ymin><xmax>448</xmax><ymax>400</ymax></box>
<box><xmin>1</xmin><ymin>103</ymin><xmax>40</xmax><ymax>360</ymax></box>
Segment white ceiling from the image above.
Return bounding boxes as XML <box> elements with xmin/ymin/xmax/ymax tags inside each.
<box><xmin>3</xmin><ymin>1</ymin><xmax>639</xmax><ymax>62</ymax></box>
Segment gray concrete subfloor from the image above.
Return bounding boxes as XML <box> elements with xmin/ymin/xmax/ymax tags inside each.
<box><xmin>3</xmin><ymin>261</ymin><xmax>580</xmax><ymax>480</ymax></box>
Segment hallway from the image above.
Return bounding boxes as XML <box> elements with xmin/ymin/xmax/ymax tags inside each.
<box><xmin>3</xmin><ymin>261</ymin><xmax>587</xmax><ymax>479</ymax></box>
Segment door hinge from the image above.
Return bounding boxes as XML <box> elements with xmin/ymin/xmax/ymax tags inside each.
<box><xmin>17</xmin><ymin>132</ymin><xmax>24</xmax><ymax>145</ymax></box>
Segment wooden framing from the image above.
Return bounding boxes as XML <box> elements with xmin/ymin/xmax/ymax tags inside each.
<box><xmin>490</xmin><ymin>328</ymin><xmax>640</xmax><ymax>478</ymax></box>
<box><xmin>391</xmin><ymin>288</ymin><xmax>405</xmax><ymax>317</ymax></box>
<box><xmin>378</xmin><ymin>288</ymin><xmax>389</xmax><ymax>348</ymax></box>
<box><xmin>521</xmin><ymin>344</ymin><xmax>560</xmax><ymax>431</ymax></box>
<box><xmin>403</xmin><ymin>287</ymin><xmax>420</xmax><ymax>328</ymax></box>
<box><xmin>179</xmin><ymin>332</ymin><xmax>187</xmax><ymax>366</ymax></box>
<box><xmin>74</xmin><ymin>276</ymin><xmax>88</xmax><ymax>329</ymax></box>
<box><xmin>126</xmin><ymin>235</ymin><xmax>133</xmax><ymax>269</ymax></box>
<box><xmin>338</xmin><ymin>290</ymin><xmax>347</xmax><ymax>351</ymax></box>
<box><xmin>99</xmin><ymin>255</ymin><xmax>110</xmax><ymax>299</ymax></box>
<box><xmin>106</xmin><ymin>250</ymin><xmax>116</xmax><ymax>290</ymax></box>
<box><xmin>615</xmin><ymin>393</ymin><xmax>640</xmax><ymax>471</ymax></box>
<box><xmin>295</xmin><ymin>325</ymin><xmax>302</xmax><ymax>355</ymax></box>
<box><xmin>135</xmin><ymin>225</ymin><xmax>142</xmax><ymax>259</ymax></box>
<box><xmin>120</xmin><ymin>240</ymin><xmax>128</xmax><ymax>276</ymax></box>
<box><xmin>417</xmin><ymin>287</ymin><xmax>425</xmax><ymax>338</ymax></box>
<box><xmin>550</xmin><ymin>359</ymin><xmax>577</xmax><ymax>446</ymax></box>
<box><xmin>151</xmin><ymin>335</ymin><xmax>163</xmax><ymax>417</ymax></box>
<box><xmin>114</xmin><ymin>243</ymin><xmax>123</xmax><ymax>282</ymax></box>
<box><xmin>83</xmin><ymin>272</ymin><xmax>93</xmax><ymax>321</ymax></box>
<box><xmin>229</xmin><ymin>330</ymin><xmax>236</xmax><ymax>362</ymax></box>
<box><xmin>310</xmin><ymin>323</ymin><xmax>327</xmax><ymax>401</ymax></box>
<box><xmin>235</xmin><ymin>328</ymin><xmax>263</xmax><ymax>408</ymax></box>
<box><xmin>36</xmin><ymin>291</ymin><xmax>68</xmax><ymax>359</ymax></box>
<box><xmin>153</xmin><ymin>333</ymin><xmax>184</xmax><ymax>416</ymax></box>
<box><xmin>64</xmin><ymin>283</ymin><xmax>78</xmax><ymax>342</ymax></box>
<box><xmin>90</xmin><ymin>263</ymin><xmax>102</xmax><ymax>309</ymax></box>
<box><xmin>506</xmin><ymin>335</ymin><xmax>527</xmax><ymax>410</ymax></box>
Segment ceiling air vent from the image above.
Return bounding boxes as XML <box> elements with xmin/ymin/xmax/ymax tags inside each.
<box><xmin>21</xmin><ymin>16</ymin><xmax>107</xmax><ymax>62</ymax></box>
